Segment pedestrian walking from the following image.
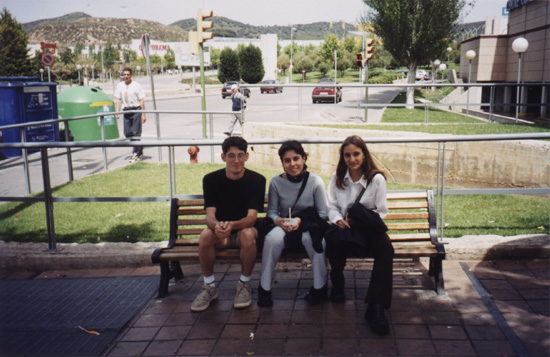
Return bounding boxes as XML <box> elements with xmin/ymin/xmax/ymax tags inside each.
<box><xmin>225</xmin><ymin>84</ymin><xmax>246</xmax><ymax>136</ymax></box>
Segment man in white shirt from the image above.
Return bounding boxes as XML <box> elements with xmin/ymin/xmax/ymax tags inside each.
<box><xmin>115</xmin><ymin>67</ymin><xmax>146</xmax><ymax>163</ymax></box>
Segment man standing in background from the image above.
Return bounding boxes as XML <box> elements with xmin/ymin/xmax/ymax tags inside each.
<box><xmin>115</xmin><ymin>67</ymin><xmax>146</xmax><ymax>163</ymax></box>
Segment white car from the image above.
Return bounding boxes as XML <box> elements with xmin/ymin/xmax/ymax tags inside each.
<box><xmin>415</xmin><ymin>70</ymin><xmax>429</xmax><ymax>80</ymax></box>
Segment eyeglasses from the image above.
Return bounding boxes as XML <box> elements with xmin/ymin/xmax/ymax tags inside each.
<box><xmin>226</xmin><ymin>153</ymin><xmax>245</xmax><ymax>160</ymax></box>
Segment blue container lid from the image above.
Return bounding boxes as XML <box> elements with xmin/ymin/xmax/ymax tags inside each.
<box><xmin>0</xmin><ymin>76</ymin><xmax>41</xmax><ymax>82</ymax></box>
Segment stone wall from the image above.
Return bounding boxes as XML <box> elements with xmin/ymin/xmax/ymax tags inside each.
<box><xmin>243</xmin><ymin>123</ymin><xmax>550</xmax><ymax>189</ymax></box>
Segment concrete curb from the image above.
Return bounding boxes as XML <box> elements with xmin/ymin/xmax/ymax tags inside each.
<box><xmin>1</xmin><ymin>234</ymin><xmax>548</xmax><ymax>271</ymax></box>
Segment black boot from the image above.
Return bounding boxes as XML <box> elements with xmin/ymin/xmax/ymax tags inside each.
<box><xmin>257</xmin><ymin>284</ymin><xmax>273</xmax><ymax>307</ymax></box>
<box><xmin>304</xmin><ymin>284</ymin><xmax>327</xmax><ymax>305</ymax></box>
<box><xmin>365</xmin><ymin>303</ymin><xmax>390</xmax><ymax>335</ymax></box>
<box><xmin>330</xmin><ymin>288</ymin><xmax>346</xmax><ymax>303</ymax></box>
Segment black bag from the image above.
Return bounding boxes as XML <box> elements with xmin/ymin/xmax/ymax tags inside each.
<box><xmin>256</xmin><ymin>216</ymin><xmax>275</xmax><ymax>251</ymax></box>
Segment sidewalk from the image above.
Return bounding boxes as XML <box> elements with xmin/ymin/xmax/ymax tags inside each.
<box><xmin>2</xmin><ymin>257</ymin><xmax>548</xmax><ymax>356</ymax></box>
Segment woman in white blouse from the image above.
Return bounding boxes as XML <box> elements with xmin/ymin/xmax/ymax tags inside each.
<box><xmin>326</xmin><ymin>135</ymin><xmax>394</xmax><ymax>335</ymax></box>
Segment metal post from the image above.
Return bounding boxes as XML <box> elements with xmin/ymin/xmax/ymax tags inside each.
<box><xmin>40</xmin><ymin>148</ymin><xmax>57</xmax><ymax>251</ymax></box>
<box><xmin>64</xmin><ymin>119</ymin><xmax>74</xmax><ymax>181</ymax></box>
<box><xmin>168</xmin><ymin>146</ymin><xmax>174</xmax><ymax>199</ymax></box>
<box><xmin>467</xmin><ymin>60</ymin><xmax>472</xmax><ymax>116</ymax></box>
<box><xmin>515</xmin><ymin>53</ymin><xmax>522</xmax><ymax>123</ymax></box>
<box><xmin>100</xmin><ymin>115</ymin><xmax>108</xmax><ymax>171</ymax></box>
<box><xmin>489</xmin><ymin>86</ymin><xmax>495</xmax><ymax>122</ymax></box>
<box><xmin>439</xmin><ymin>142</ymin><xmax>447</xmax><ymax>239</ymax></box>
<box><xmin>209</xmin><ymin>113</ymin><xmax>214</xmax><ymax>163</ymax></box>
<box><xmin>364</xmin><ymin>62</ymin><xmax>369</xmax><ymax>122</ymax></box>
<box><xmin>298</xmin><ymin>86</ymin><xmax>302</xmax><ymax>122</ymax></box>
<box><xmin>20</xmin><ymin>128</ymin><xmax>31</xmax><ymax>194</ymax></box>
<box><xmin>199</xmin><ymin>43</ymin><xmax>207</xmax><ymax>138</ymax></box>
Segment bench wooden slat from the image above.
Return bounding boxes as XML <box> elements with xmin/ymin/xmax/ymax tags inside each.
<box><xmin>386</xmin><ymin>222</ymin><xmax>430</xmax><ymax>230</ymax></box>
<box><xmin>178</xmin><ymin>219</ymin><xmax>206</xmax><ymax>225</ymax></box>
<box><xmin>388</xmin><ymin>233</ymin><xmax>431</xmax><ymax>241</ymax></box>
<box><xmin>387</xmin><ymin>192</ymin><xmax>428</xmax><ymax>200</ymax></box>
<box><xmin>387</xmin><ymin>201</ymin><xmax>428</xmax><ymax>209</ymax></box>
<box><xmin>385</xmin><ymin>212</ymin><xmax>429</xmax><ymax>220</ymax></box>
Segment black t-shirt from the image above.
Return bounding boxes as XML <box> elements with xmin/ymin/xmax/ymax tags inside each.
<box><xmin>203</xmin><ymin>168</ymin><xmax>266</xmax><ymax>222</ymax></box>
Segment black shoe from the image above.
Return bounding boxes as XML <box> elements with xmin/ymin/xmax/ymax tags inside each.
<box><xmin>257</xmin><ymin>284</ymin><xmax>273</xmax><ymax>307</ymax></box>
<box><xmin>365</xmin><ymin>303</ymin><xmax>390</xmax><ymax>335</ymax></box>
<box><xmin>330</xmin><ymin>289</ymin><xmax>346</xmax><ymax>303</ymax></box>
<box><xmin>304</xmin><ymin>284</ymin><xmax>327</xmax><ymax>305</ymax></box>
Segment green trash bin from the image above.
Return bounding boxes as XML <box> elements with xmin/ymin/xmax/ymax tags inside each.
<box><xmin>57</xmin><ymin>86</ymin><xmax>119</xmax><ymax>141</ymax></box>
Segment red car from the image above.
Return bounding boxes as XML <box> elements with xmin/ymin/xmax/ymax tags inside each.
<box><xmin>312</xmin><ymin>78</ymin><xmax>342</xmax><ymax>103</ymax></box>
<box><xmin>260</xmin><ymin>80</ymin><xmax>283</xmax><ymax>94</ymax></box>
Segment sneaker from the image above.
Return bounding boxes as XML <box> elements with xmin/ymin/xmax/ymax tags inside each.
<box><xmin>257</xmin><ymin>284</ymin><xmax>273</xmax><ymax>307</ymax></box>
<box><xmin>190</xmin><ymin>284</ymin><xmax>218</xmax><ymax>312</ymax></box>
<box><xmin>304</xmin><ymin>284</ymin><xmax>328</xmax><ymax>305</ymax></box>
<box><xmin>129</xmin><ymin>154</ymin><xmax>139</xmax><ymax>163</ymax></box>
<box><xmin>233</xmin><ymin>281</ymin><xmax>252</xmax><ymax>309</ymax></box>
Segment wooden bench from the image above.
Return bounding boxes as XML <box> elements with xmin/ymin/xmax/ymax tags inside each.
<box><xmin>151</xmin><ymin>190</ymin><xmax>445</xmax><ymax>298</ymax></box>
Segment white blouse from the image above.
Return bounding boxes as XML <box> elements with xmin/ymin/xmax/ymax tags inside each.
<box><xmin>327</xmin><ymin>170</ymin><xmax>388</xmax><ymax>224</ymax></box>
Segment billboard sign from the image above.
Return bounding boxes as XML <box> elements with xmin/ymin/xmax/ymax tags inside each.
<box><xmin>174</xmin><ymin>43</ymin><xmax>211</xmax><ymax>67</ymax></box>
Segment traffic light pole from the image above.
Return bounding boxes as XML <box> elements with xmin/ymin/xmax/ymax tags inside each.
<box><xmin>199</xmin><ymin>43</ymin><xmax>207</xmax><ymax>138</ymax></box>
<box><xmin>364</xmin><ymin>61</ymin><xmax>369</xmax><ymax>122</ymax></box>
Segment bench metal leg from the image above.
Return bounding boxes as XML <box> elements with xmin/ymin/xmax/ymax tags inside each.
<box><xmin>429</xmin><ymin>256</ymin><xmax>445</xmax><ymax>295</ymax></box>
<box><xmin>158</xmin><ymin>261</ymin><xmax>170</xmax><ymax>298</ymax></box>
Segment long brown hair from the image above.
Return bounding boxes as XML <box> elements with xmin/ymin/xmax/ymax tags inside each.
<box><xmin>335</xmin><ymin>135</ymin><xmax>385</xmax><ymax>189</ymax></box>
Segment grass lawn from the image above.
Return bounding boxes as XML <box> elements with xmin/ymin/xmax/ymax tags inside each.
<box><xmin>0</xmin><ymin>163</ymin><xmax>548</xmax><ymax>244</ymax></box>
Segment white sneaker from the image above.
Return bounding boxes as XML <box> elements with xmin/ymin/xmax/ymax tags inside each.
<box><xmin>129</xmin><ymin>154</ymin><xmax>139</xmax><ymax>163</ymax></box>
<box><xmin>190</xmin><ymin>284</ymin><xmax>218</xmax><ymax>312</ymax></box>
<box><xmin>233</xmin><ymin>281</ymin><xmax>252</xmax><ymax>309</ymax></box>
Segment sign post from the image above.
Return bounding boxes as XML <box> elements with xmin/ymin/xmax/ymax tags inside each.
<box><xmin>141</xmin><ymin>33</ymin><xmax>162</xmax><ymax>161</ymax></box>
<box><xmin>41</xmin><ymin>53</ymin><xmax>54</xmax><ymax>82</ymax></box>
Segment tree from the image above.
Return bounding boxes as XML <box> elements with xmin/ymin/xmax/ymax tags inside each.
<box><xmin>239</xmin><ymin>44</ymin><xmax>264</xmax><ymax>84</ymax></box>
<box><xmin>277</xmin><ymin>53</ymin><xmax>289</xmax><ymax>75</ymax></box>
<box><xmin>60</xmin><ymin>48</ymin><xmax>76</xmax><ymax>65</ymax></box>
<box><xmin>364</xmin><ymin>0</ymin><xmax>465</xmax><ymax>107</ymax></box>
<box><xmin>0</xmin><ymin>8</ymin><xmax>35</xmax><ymax>76</ymax></box>
<box><xmin>218</xmin><ymin>47</ymin><xmax>239</xmax><ymax>83</ymax></box>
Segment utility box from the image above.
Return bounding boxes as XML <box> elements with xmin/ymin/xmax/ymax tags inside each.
<box><xmin>57</xmin><ymin>86</ymin><xmax>119</xmax><ymax>141</ymax></box>
<box><xmin>0</xmin><ymin>79</ymin><xmax>59</xmax><ymax>158</ymax></box>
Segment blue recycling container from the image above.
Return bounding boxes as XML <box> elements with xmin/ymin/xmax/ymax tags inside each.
<box><xmin>0</xmin><ymin>79</ymin><xmax>59</xmax><ymax>158</ymax></box>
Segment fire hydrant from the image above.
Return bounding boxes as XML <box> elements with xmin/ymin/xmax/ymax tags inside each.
<box><xmin>188</xmin><ymin>145</ymin><xmax>199</xmax><ymax>164</ymax></box>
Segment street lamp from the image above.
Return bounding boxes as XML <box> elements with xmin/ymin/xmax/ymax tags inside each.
<box><xmin>439</xmin><ymin>63</ymin><xmax>447</xmax><ymax>82</ymax></box>
<box><xmin>39</xmin><ymin>68</ymin><xmax>44</xmax><ymax>81</ymax></box>
<box><xmin>446</xmin><ymin>47</ymin><xmax>452</xmax><ymax>64</ymax></box>
<box><xmin>76</xmin><ymin>64</ymin><xmax>82</xmax><ymax>85</ymax></box>
<box><xmin>512</xmin><ymin>37</ymin><xmax>529</xmax><ymax>122</ymax></box>
<box><xmin>91</xmin><ymin>65</ymin><xmax>95</xmax><ymax>84</ymax></box>
<box><xmin>290</xmin><ymin>27</ymin><xmax>296</xmax><ymax>84</ymax></box>
<box><xmin>136</xmin><ymin>65</ymin><xmax>141</xmax><ymax>78</ymax></box>
<box><xmin>465</xmin><ymin>50</ymin><xmax>476</xmax><ymax>116</ymax></box>
<box><xmin>432</xmin><ymin>59</ymin><xmax>441</xmax><ymax>83</ymax></box>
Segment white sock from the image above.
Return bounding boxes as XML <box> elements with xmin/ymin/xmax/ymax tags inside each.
<box><xmin>239</xmin><ymin>274</ymin><xmax>250</xmax><ymax>283</ymax></box>
<box><xmin>204</xmin><ymin>275</ymin><xmax>215</xmax><ymax>287</ymax></box>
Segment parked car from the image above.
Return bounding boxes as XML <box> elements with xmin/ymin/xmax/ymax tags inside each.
<box><xmin>221</xmin><ymin>81</ymin><xmax>251</xmax><ymax>98</ymax></box>
<box><xmin>415</xmin><ymin>70</ymin><xmax>429</xmax><ymax>81</ymax></box>
<box><xmin>312</xmin><ymin>78</ymin><xmax>342</xmax><ymax>103</ymax></box>
<box><xmin>260</xmin><ymin>80</ymin><xmax>283</xmax><ymax>94</ymax></box>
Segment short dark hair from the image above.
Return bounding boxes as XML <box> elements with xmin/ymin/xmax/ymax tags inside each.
<box><xmin>122</xmin><ymin>67</ymin><xmax>133</xmax><ymax>74</ymax></box>
<box><xmin>278</xmin><ymin>140</ymin><xmax>308</xmax><ymax>171</ymax></box>
<box><xmin>222</xmin><ymin>136</ymin><xmax>248</xmax><ymax>154</ymax></box>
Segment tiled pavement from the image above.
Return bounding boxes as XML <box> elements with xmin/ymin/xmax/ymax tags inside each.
<box><xmin>1</xmin><ymin>258</ymin><xmax>549</xmax><ymax>356</ymax></box>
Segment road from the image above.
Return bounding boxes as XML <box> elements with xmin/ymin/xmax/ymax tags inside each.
<box><xmin>0</xmin><ymin>75</ymin><xmax>403</xmax><ymax>197</ymax></box>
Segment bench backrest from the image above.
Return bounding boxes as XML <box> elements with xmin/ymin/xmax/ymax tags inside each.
<box><xmin>168</xmin><ymin>190</ymin><xmax>438</xmax><ymax>247</ymax></box>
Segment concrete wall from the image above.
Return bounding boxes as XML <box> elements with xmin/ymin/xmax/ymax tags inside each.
<box><xmin>243</xmin><ymin>123</ymin><xmax>550</xmax><ymax>189</ymax></box>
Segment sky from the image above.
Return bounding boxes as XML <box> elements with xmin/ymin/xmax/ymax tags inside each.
<box><xmin>3</xmin><ymin>0</ymin><xmax>509</xmax><ymax>27</ymax></box>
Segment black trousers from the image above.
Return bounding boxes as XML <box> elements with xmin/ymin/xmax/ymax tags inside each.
<box><xmin>123</xmin><ymin>108</ymin><xmax>143</xmax><ymax>156</ymax></box>
<box><xmin>326</xmin><ymin>226</ymin><xmax>394</xmax><ymax>309</ymax></box>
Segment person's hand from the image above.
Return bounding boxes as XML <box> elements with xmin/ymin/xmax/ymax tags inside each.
<box><xmin>141</xmin><ymin>115</ymin><xmax>146</xmax><ymax>123</ymax></box>
<box><xmin>345</xmin><ymin>214</ymin><xmax>355</xmax><ymax>226</ymax></box>
<box><xmin>280</xmin><ymin>217</ymin><xmax>300</xmax><ymax>232</ymax></box>
<box><xmin>215</xmin><ymin>221</ymin><xmax>231</xmax><ymax>239</ymax></box>
<box><xmin>336</xmin><ymin>219</ymin><xmax>350</xmax><ymax>230</ymax></box>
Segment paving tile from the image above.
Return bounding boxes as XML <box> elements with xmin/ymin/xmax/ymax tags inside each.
<box><xmin>395</xmin><ymin>339</ymin><xmax>436</xmax><ymax>356</ymax></box>
<box><xmin>164</xmin><ymin>312</ymin><xmax>198</xmax><ymax>326</ymax></box>
<box><xmin>177</xmin><ymin>339</ymin><xmax>216</xmax><ymax>355</ymax></box>
<box><xmin>285</xmin><ymin>338</ymin><xmax>321</xmax><ymax>356</ymax></box>
<box><xmin>143</xmin><ymin>300</ymin><xmax>179</xmax><ymax>314</ymax></box>
<box><xmin>210</xmin><ymin>338</ymin><xmax>250</xmax><ymax>355</ymax></box>
<box><xmin>219</xmin><ymin>324</ymin><xmax>256</xmax><ymax>339</ymax></box>
<box><xmin>185</xmin><ymin>323</ymin><xmax>224</xmax><ymax>340</ymax></box>
<box><xmin>288</xmin><ymin>323</ymin><xmax>323</xmax><ymax>338</ymax></box>
<box><xmin>257</xmin><ymin>310</ymin><xmax>291</xmax><ymax>324</ymax></box>
<box><xmin>142</xmin><ymin>340</ymin><xmax>182</xmax><ymax>356</ymax></box>
<box><xmin>248</xmin><ymin>338</ymin><xmax>286</xmax><ymax>356</ymax></box>
<box><xmin>464</xmin><ymin>325</ymin><xmax>506</xmax><ymax>340</ymax></box>
<box><xmin>428</xmin><ymin>325</ymin><xmax>467</xmax><ymax>340</ymax></box>
<box><xmin>393</xmin><ymin>324</ymin><xmax>430</xmax><ymax>339</ymax></box>
<box><xmin>472</xmin><ymin>340</ymin><xmax>516</xmax><ymax>356</ymax></box>
<box><xmin>389</xmin><ymin>310</ymin><xmax>424</xmax><ymax>325</ymax></box>
<box><xmin>433</xmin><ymin>340</ymin><xmax>476</xmax><ymax>356</ymax></box>
<box><xmin>227</xmin><ymin>308</ymin><xmax>261</xmax><ymax>324</ymax></box>
<box><xmin>121</xmin><ymin>326</ymin><xmax>159</xmax><ymax>341</ymax></box>
<box><xmin>423</xmin><ymin>311</ymin><xmax>461</xmax><ymax>325</ymax></box>
<box><xmin>107</xmin><ymin>341</ymin><xmax>149</xmax><ymax>356</ymax></box>
<box><xmin>132</xmin><ymin>313</ymin><xmax>170</xmax><ymax>327</ymax></box>
<box><xmin>460</xmin><ymin>312</ymin><xmax>497</xmax><ymax>326</ymax></box>
<box><xmin>155</xmin><ymin>325</ymin><xmax>191</xmax><ymax>340</ymax></box>
<box><xmin>358</xmin><ymin>338</ymin><xmax>398</xmax><ymax>356</ymax></box>
<box><xmin>323</xmin><ymin>323</ymin><xmax>359</xmax><ymax>339</ymax></box>
<box><xmin>254</xmin><ymin>323</ymin><xmax>288</xmax><ymax>339</ymax></box>
<box><xmin>290</xmin><ymin>309</ymin><xmax>324</xmax><ymax>324</ymax></box>
<box><xmin>322</xmin><ymin>338</ymin><xmax>359</xmax><ymax>356</ymax></box>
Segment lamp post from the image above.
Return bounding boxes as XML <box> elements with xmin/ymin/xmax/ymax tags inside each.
<box><xmin>39</xmin><ymin>68</ymin><xmax>44</xmax><ymax>81</ymax></box>
<box><xmin>439</xmin><ymin>63</ymin><xmax>447</xmax><ymax>82</ymax></box>
<box><xmin>136</xmin><ymin>65</ymin><xmax>141</xmax><ymax>78</ymax></box>
<box><xmin>512</xmin><ymin>37</ymin><xmax>529</xmax><ymax>122</ymax></box>
<box><xmin>465</xmin><ymin>50</ymin><xmax>476</xmax><ymax>116</ymax></box>
<box><xmin>432</xmin><ymin>59</ymin><xmax>440</xmax><ymax>83</ymax></box>
<box><xmin>91</xmin><ymin>65</ymin><xmax>95</xmax><ymax>85</ymax></box>
<box><xmin>446</xmin><ymin>47</ymin><xmax>452</xmax><ymax>64</ymax></box>
<box><xmin>290</xmin><ymin>27</ymin><xmax>296</xmax><ymax>84</ymax></box>
<box><xmin>76</xmin><ymin>64</ymin><xmax>82</xmax><ymax>85</ymax></box>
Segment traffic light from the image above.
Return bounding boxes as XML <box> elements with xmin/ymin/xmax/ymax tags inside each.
<box><xmin>365</xmin><ymin>38</ymin><xmax>376</xmax><ymax>61</ymax></box>
<box><xmin>197</xmin><ymin>8</ymin><xmax>214</xmax><ymax>43</ymax></box>
<box><xmin>188</xmin><ymin>31</ymin><xmax>199</xmax><ymax>55</ymax></box>
<box><xmin>356</xmin><ymin>53</ymin><xmax>364</xmax><ymax>68</ymax></box>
